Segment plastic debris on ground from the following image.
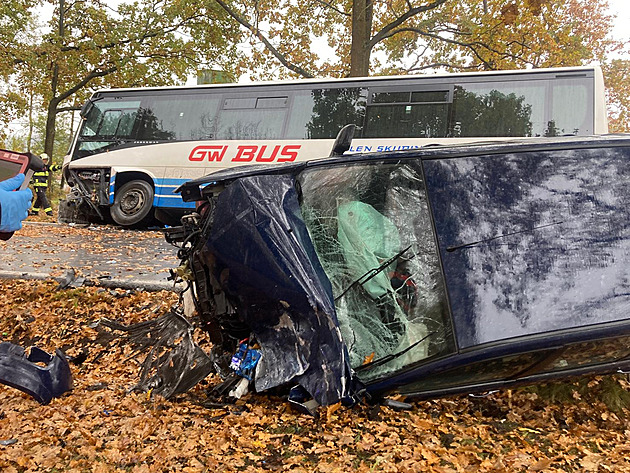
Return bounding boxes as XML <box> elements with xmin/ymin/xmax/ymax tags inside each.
<box><xmin>0</xmin><ymin>342</ymin><xmax>73</xmax><ymax>404</ymax></box>
<box><xmin>100</xmin><ymin>310</ymin><xmax>213</xmax><ymax>399</ymax></box>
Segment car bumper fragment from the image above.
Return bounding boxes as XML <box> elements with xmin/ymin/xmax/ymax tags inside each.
<box><xmin>0</xmin><ymin>342</ymin><xmax>73</xmax><ymax>404</ymax></box>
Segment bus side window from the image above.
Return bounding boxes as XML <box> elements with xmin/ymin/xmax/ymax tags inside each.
<box><xmin>136</xmin><ymin>95</ymin><xmax>221</xmax><ymax>141</ymax></box>
<box><xmin>215</xmin><ymin>95</ymin><xmax>288</xmax><ymax>140</ymax></box>
<box><xmin>451</xmin><ymin>77</ymin><xmax>592</xmax><ymax>138</ymax></box>
<box><xmin>452</xmin><ymin>83</ymin><xmax>538</xmax><ymax>137</ymax></box>
<box><xmin>285</xmin><ymin>88</ymin><xmax>368</xmax><ymax>140</ymax></box>
<box><xmin>363</xmin><ymin>89</ymin><xmax>451</xmax><ymax>139</ymax></box>
<box><xmin>550</xmin><ymin>81</ymin><xmax>591</xmax><ymax>135</ymax></box>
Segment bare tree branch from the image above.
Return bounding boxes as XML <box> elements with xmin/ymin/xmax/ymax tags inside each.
<box><xmin>61</xmin><ymin>14</ymin><xmax>203</xmax><ymax>53</ymax></box>
<box><xmin>313</xmin><ymin>0</ymin><xmax>350</xmax><ymax>17</ymax></box>
<box><xmin>368</xmin><ymin>0</ymin><xmax>449</xmax><ymax>49</ymax></box>
<box><xmin>377</xmin><ymin>26</ymin><xmax>537</xmax><ymax>69</ymax></box>
<box><xmin>56</xmin><ymin>105</ymin><xmax>82</xmax><ymax>112</ymax></box>
<box><xmin>407</xmin><ymin>62</ymin><xmax>483</xmax><ymax>72</ymax></box>
<box><xmin>213</xmin><ymin>0</ymin><xmax>314</xmax><ymax>78</ymax></box>
<box><xmin>54</xmin><ymin>65</ymin><xmax>118</xmax><ymax>106</ymax></box>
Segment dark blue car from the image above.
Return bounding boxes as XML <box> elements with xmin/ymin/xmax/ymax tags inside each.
<box><xmin>173</xmin><ymin>134</ymin><xmax>630</xmax><ymax>407</ymax></box>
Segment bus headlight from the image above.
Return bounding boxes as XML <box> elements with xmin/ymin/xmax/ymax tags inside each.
<box><xmin>77</xmin><ymin>171</ymin><xmax>102</xmax><ymax>182</ymax></box>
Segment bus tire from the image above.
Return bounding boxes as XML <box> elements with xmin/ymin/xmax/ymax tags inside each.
<box><xmin>110</xmin><ymin>180</ymin><xmax>154</xmax><ymax>227</ymax></box>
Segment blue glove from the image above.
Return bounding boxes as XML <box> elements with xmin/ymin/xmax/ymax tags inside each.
<box><xmin>0</xmin><ymin>174</ymin><xmax>33</xmax><ymax>232</ymax></box>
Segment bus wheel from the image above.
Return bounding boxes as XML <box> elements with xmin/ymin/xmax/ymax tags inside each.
<box><xmin>111</xmin><ymin>180</ymin><xmax>154</xmax><ymax>227</ymax></box>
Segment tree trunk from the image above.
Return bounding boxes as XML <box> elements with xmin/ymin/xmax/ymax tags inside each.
<box><xmin>43</xmin><ymin>0</ymin><xmax>64</xmax><ymax>158</ymax></box>
<box><xmin>350</xmin><ymin>0</ymin><xmax>373</xmax><ymax>77</ymax></box>
<box><xmin>44</xmin><ymin>100</ymin><xmax>57</xmax><ymax>158</ymax></box>
<box><xmin>27</xmin><ymin>87</ymin><xmax>33</xmax><ymax>152</ymax></box>
<box><xmin>45</xmin><ymin>61</ymin><xmax>59</xmax><ymax>158</ymax></box>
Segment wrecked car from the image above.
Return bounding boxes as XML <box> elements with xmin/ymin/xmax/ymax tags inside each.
<box><xmin>166</xmin><ymin>133</ymin><xmax>630</xmax><ymax>407</ymax></box>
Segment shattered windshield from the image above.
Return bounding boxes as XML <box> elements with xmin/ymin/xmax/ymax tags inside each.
<box><xmin>298</xmin><ymin>160</ymin><xmax>455</xmax><ymax>382</ymax></box>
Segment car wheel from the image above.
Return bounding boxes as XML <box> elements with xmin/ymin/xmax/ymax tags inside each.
<box><xmin>110</xmin><ymin>180</ymin><xmax>154</xmax><ymax>227</ymax></box>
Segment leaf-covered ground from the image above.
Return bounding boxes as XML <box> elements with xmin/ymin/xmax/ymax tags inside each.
<box><xmin>2</xmin><ymin>280</ymin><xmax>630</xmax><ymax>472</ymax></box>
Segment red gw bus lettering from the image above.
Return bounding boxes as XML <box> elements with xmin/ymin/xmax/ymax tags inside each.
<box><xmin>255</xmin><ymin>145</ymin><xmax>280</xmax><ymax>162</ymax></box>
<box><xmin>278</xmin><ymin>145</ymin><xmax>300</xmax><ymax>162</ymax></box>
<box><xmin>189</xmin><ymin>146</ymin><xmax>227</xmax><ymax>162</ymax></box>
<box><xmin>191</xmin><ymin>144</ymin><xmax>301</xmax><ymax>163</ymax></box>
<box><xmin>233</xmin><ymin>145</ymin><xmax>257</xmax><ymax>162</ymax></box>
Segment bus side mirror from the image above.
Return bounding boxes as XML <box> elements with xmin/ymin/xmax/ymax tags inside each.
<box><xmin>80</xmin><ymin>99</ymin><xmax>94</xmax><ymax>119</ymax></box>
<box><xmin>329</xmin><ymin>124</ymin><xmax>356</xmax><ymax>157</ymax></box>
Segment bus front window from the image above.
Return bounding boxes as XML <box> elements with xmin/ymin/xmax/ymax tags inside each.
<box><xmin>80</xmin><ymin>100</ymin><xmax>141</xmax><ymax>138</ymax></box>
<box><xmin>76</xmin><ymin>100</ymin><xmax>141</xmax><ymax>159</ymax></box>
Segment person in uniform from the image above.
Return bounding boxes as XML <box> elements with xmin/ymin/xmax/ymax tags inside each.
<box><xmin>31</xmin><ymin>153</ymin><xmax>61</xmax><ymax>217</ymax></box>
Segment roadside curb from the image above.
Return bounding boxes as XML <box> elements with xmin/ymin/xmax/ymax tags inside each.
<box><xmin>0</xmin><ymin>270</ymin><xmax>183</xmax><ymax>293</ymax></box>
<box><xmin>23</xmin><ymin>221</ymin><xmax>59</xmax><ymax>227</ymax></box>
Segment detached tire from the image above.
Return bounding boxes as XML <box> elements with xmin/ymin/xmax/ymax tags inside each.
<box><xmin>110</xmin><ymin>180</ymin><xmax>154</xmax><ymax>227</ymax></box>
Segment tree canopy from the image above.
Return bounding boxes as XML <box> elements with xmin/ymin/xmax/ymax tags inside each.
<box><xmin>604</xmin><ymin>59</ymin><xmax>630</xmax><ymax>132</ymax></box>
<box><xmin>211</xmin><ymin>0</ymin><xmax>621</xmax><ymax>76</ymax></box>
<box><xmin>0</xmin><ymin>0</ymin><xmax>243</xmax><ymax>156</ymax></box>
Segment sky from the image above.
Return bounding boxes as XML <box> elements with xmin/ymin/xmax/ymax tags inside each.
<box><xmin>607</xmin><ymin>0</ymin><xmax>630</xmax><ymax>46</ymax></box>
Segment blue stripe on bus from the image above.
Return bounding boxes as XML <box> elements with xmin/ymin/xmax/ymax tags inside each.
<box><xmin>154</xmin><ymin>186</ymin><xmax>182</xmax><ymax>192</ymax></box>
<box><xmin>154</xmin><ymin>177</ymin><xmax>195</xmax><ymax>209</ymax></box>
<box><xmin>108</xmin><ymin>176</ymin><xmax>197</xmax><ymax>209</ymax></box>
<box><xmin>156</xmin><ymin>178</ymin><xmax>192</xmax><ymax>185</ymax></box>
<box><xmin>109</xmin><ymin>176</ymin><xmax>116</xmax><ymax>205</ymax></box>
<box><xmin>155</xmin><ymin>199</ymin><xmax>196</xmax><ymax>209</ymax></box>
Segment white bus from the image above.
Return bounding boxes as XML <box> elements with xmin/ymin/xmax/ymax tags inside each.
<box><xmin>62</xmin><ymin>66</ymin><xmax>608</xmax><ymax>227</ymax></box>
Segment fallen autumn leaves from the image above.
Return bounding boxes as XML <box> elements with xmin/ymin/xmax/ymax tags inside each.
<box><xmin>2</xmin><ymin>280</ymin><xmax>630</xmax><ymax>472</ymax></box>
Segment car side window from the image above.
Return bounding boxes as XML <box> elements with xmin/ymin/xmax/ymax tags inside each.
<box><xmin>398</xmin><ymin>352</ymin><xmax>546</xmax><ymax>395</ymax></box>
<box><xmin>548</xmin><ymin>336</ymin><xmax>630</xmax><ymax>372</ymax></box>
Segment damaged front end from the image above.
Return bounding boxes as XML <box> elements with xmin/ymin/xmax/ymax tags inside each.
<box><xmin>166</xmin><ymin>155</ymin><xmax>455</xmax><ymax>407</ymax></box>
<box><xmin>58</xmin><ymin>168</ymin><xmax>108</xmax><ymax>225</ymax></box>
<box><xmin>168</xmin><ymin>170</ymin><xmax>360</xmax><ymax>406</ymax></box>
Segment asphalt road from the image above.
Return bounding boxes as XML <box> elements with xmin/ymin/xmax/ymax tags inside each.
<box><xmin>0</xmin><ymin>221</ymin><xmax>182</xmax><ymax>291</ymax></box>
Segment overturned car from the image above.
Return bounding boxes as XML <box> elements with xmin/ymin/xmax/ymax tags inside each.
<box><xmin>167</xmin><ymin>134</ymin><xmax>630</xmax><ymax>407</ymax></box>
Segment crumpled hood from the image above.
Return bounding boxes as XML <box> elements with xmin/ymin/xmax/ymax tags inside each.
<box><xmin>206</xmin><ymin>173</ymin><xmax>354</xmax><ymax>405</ymax></box>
